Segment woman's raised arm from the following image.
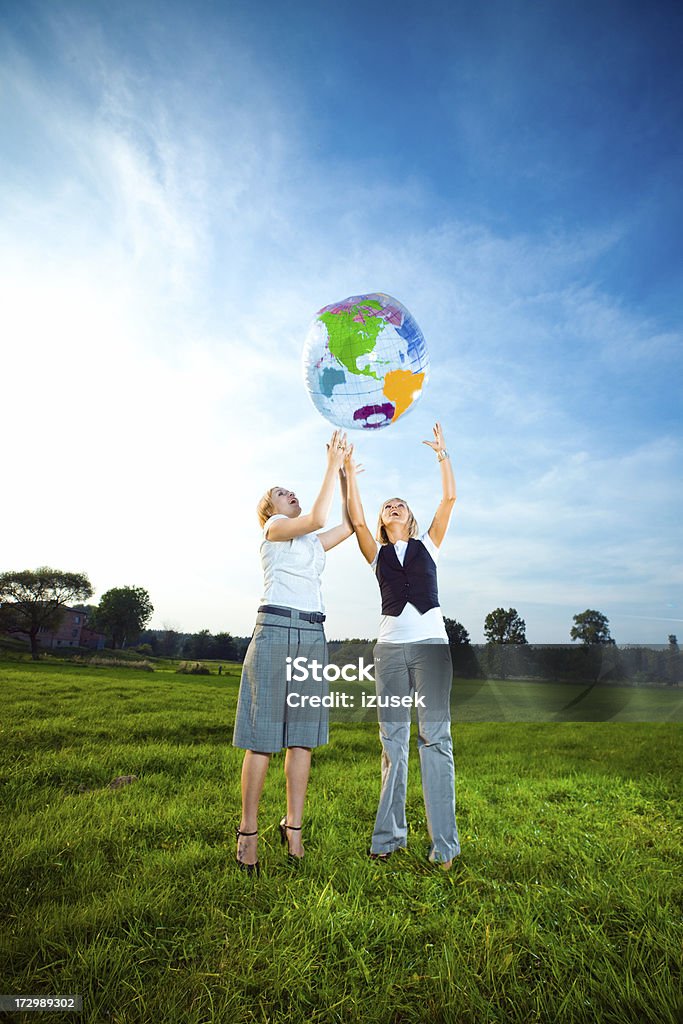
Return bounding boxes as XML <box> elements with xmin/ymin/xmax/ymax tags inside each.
<box><xmin>267</xmin><ymin>430</ymin><xmax>347</xmax><ymax>541</ymax></box>
<box><xmin>425</xmin><ymin>422</ymin><xmax>456</xmax><ymax>548</ymax></box>
<box><xmin>344</xmin><ymin>447</ymin><xmax>377</xmax><ymax>564</ymax></box>
<box><xmin>317</xmin><ymin>459</ymin><xmax>355</xmax><ymax>551</ymax></box>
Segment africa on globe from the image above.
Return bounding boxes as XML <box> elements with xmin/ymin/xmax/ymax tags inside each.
<box><xmin>302</xmin><ymin>293</ymin><xmax>429</xmax><ymax>430</ymax></box>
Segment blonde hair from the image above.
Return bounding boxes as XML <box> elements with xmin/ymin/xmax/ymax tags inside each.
<box><xmin>376</xmin><ymin>497</ymin><xmax>419</xmax><ymax>545</ymax></box>
<box><xmin>256</xmin><ymin>487</ymin><xmax>277</xmax><ymax>528</ymax></box>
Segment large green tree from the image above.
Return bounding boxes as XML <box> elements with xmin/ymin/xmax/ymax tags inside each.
<box><xmin>484</xmin><ymin>607</ymin><xmax>527</xmax><ymax>644</ymax></box>
<box><xmin>94</xmin><ymin>586</ymin><xmax>154</xmax><ymax>649</ymax></box>
<box><xmin>0</xmin><ymin>567</ymin><xmax>93</xmax><ymax>659</ymax></box>
<box><xmin>570</xmin><ymin>609</ymin><xmax>614</xmax><ymax>645</ymax></box>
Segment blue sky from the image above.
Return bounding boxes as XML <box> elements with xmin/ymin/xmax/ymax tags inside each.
<box><xmin>1</xmin><ymin>0</ymin><xmax>681</xmax><ymax>642</ymax></box>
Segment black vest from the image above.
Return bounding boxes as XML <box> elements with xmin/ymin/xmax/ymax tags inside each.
<box><xmin>375</xmin><ymin>539</ymin><xmax>440</xmax><ymax>616</ymax></box>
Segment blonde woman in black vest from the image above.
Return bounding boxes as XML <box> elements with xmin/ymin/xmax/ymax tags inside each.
<box><xmin>345</xmin><ymin>423</ymin><xmax>460</xmax><ymax>869</ymax></box>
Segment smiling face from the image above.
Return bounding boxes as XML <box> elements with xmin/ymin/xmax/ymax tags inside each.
<box><xmin>376</xmin><ymin>497</ymin><xmax>418</xmax><ymax>544</ymax></box>
<box><xmin>381</xmin><ymin>498</ymin><xmax>410</xmax><ymax>526</ymax></box>
<box><xmin>270</xmin><ymin>486</ymin><xmax>301</xmax><ymax>518</ymax></box>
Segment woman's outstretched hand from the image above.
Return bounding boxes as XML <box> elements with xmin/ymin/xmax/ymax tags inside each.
<box><xmin>326</xmin><ymin>429</ymin><xmax>348</xmax><ymax>471</ymax></box>
<box><xmin>342</xmin><ymin>443</ymin><xmax>363</xmax><ymax>477</ymax></box>
<box><xmin>422</xmin><ymin>421</ymin><xmax>447</xmax><ymax>454</ymax></box>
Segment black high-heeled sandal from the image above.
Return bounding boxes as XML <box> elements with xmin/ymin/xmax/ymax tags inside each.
<box><xmin>235</xmin><ymin>827</ymin><xmax>260</xmax><ymax>876</ymax></box>
<box><xmin>279</xmin><ymin>817</ymin><xmax>303</xmax><ymax>862</ymax></box>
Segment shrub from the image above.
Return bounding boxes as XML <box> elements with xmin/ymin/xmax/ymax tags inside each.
<box><xmin>175</xmin><ymin>661</ymin><xmax>211</xmax><ymax>675</ymax></box>
<box><xmin>87</xmin><ymin>657</ymin><xmax>155</xmax><ymax>671</ymax></box>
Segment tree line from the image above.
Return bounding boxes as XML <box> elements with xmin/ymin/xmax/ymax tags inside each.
<box><xmin>0</xmin><ymin>568</ymin><xmax>154</xmax><ymax>659</ymax></box>
<box><xmin>136</xmin><ymin>628</ymin><xmax>251</xmax><ymax>662</ymax></box>
<box><xmin>442</xmin><ymin>610</ymin><xmax>680</xmax><ymax>685</ymax></box>
<box><xmin>0</xmin><ymin>567</ymin><xmax>252</xmax><ymax>661</ymax></box>
<box><xmin>0</xmin><ymin>569</ymin><xmax>679</xmax><ymax>685</ymax></box>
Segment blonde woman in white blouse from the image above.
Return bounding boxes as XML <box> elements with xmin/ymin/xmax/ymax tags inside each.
<box><xmin>233</xmin><ymin>430</ymin><xmax>353</xmax><ymax>875</ymax></box>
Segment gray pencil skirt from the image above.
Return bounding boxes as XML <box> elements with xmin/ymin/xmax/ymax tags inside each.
<box><xmin>232</xmin><ymin>607</ymin><xmax>329</xmax><ymax>753</ymax></box>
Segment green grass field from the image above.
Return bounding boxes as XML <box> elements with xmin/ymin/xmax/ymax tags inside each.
<box><xmin>1</xmin><ymin>660</ymin><xmax>681</xmax><ymax>1023</ymax></box>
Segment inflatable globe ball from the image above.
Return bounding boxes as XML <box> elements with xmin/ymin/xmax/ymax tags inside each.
<box><xmin>302</xmin><ymin>293</ymin><xmax>429</xmax><ymax>430</ymax></box>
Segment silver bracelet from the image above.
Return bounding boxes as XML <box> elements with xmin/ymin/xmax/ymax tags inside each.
<box><xmin>437</xmin><ymin>449</ymin><xmax>449</xmax><ymax>462</ymax></box>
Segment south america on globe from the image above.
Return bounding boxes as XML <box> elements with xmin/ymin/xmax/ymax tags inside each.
<box><xmin>302</xmin><ymin>293</ymin><xmax>429</xmax><ymax>430</ymax></box>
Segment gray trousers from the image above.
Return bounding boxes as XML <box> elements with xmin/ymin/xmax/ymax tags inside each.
<box><xmin>371</xmin><ymin>641</ymin><xmax>460</xmax><ymax>863</ymax></box>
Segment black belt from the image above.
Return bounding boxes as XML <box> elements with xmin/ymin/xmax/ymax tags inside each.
<box><xmin>258</xmin><ymin>604</ymin><xmax>326</xmax><ymax>624</ymax></box>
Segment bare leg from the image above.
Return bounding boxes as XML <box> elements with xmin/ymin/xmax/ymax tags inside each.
<box><xmin>283</xmin><ymin>746</ymin><xmax>311</xmax><ymax>858</ymax></box>
<box><xmin>237</xmin><ymin>749</ymin><xmax>270</xmax><ymax>865</ymax></box>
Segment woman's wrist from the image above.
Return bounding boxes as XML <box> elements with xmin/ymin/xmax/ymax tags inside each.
<box><xmin>436</xmin><ymin>449</ymin><xmax>449</xmax><ymax>462</ymax></box>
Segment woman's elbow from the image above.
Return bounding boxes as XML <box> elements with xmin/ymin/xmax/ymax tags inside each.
<box><xmin>309</xmin><ymin>514</ymin><xmax>326</xmax><ymax>531</ymax></box>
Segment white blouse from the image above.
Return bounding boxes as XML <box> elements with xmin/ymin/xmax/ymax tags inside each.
<box><xmin>260</xmin><ymin>514</ymin><xmax>326</xmax><ymax>612</ymax></box>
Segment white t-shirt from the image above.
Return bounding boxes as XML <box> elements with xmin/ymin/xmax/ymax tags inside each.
<box><xmin>260</xmin><ymin>514</ymin><xmax>326</xmax><ymax>612</ymax></box>
<box><xmin>371</xmin><ymin>532</ymin><xmax>448</xmax><ymax>643</ymax></box>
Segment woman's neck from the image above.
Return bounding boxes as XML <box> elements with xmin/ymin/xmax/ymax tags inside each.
<box><xmin>385</xmin><ymin>524</ymin><xmax>410</xmax><ymax>545</ymax></box>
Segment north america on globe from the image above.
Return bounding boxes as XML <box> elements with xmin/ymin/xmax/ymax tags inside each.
<box><xmin>302</xmin><ymin>292</ymin><xmax>429</xmax><ymax>430</ymax></box>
